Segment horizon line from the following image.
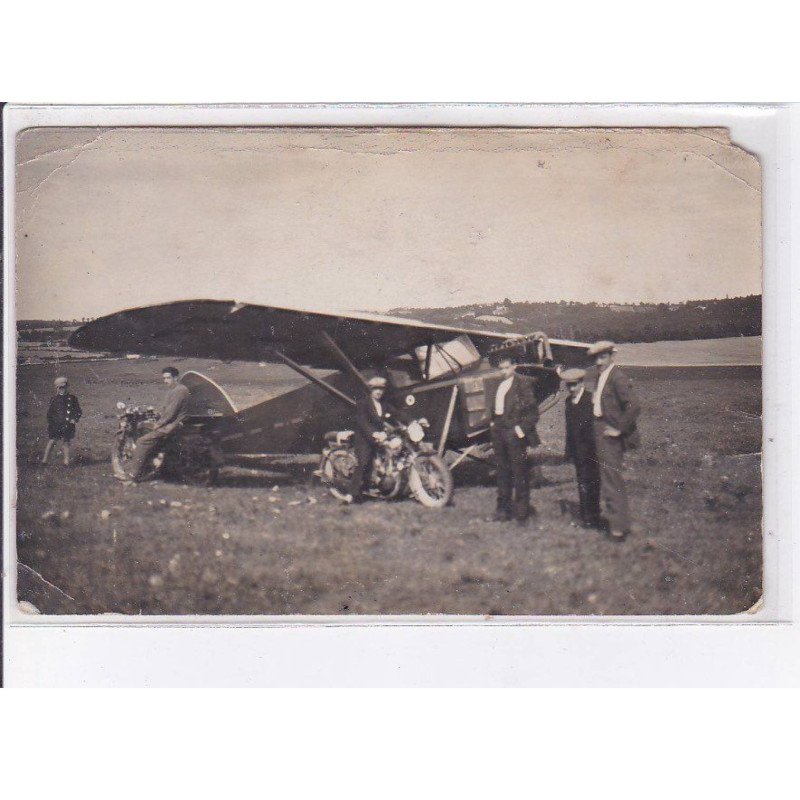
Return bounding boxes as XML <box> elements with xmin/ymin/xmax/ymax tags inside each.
<box><xmin>17</xmin><ymin>292</ymin><xmax>763</xmax><ymax>322</ymax></box>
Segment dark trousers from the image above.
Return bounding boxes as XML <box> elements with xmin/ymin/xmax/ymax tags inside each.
<box><xmin>491</xmin><ymin>424</ymin><xmax>531</xmax><ymax>520</ymax></box>
<box><xmin>348</xmin><ymin>435</ymin><xmax>376</xmax><ymax>498</ymax></box>
<box><xmin>594</xmin><ymin>421</ymin><xmax>631</xmax><ymax>532</ymax></box>
<box><xmin>574</xmin><ymin>464</ymin><xmax>601</xmax><ymax>524</ymax></box>
<box><xmin>128</xmin><ymin>427</ymin><xmax>173</xmax><ymax>480</ymax></box>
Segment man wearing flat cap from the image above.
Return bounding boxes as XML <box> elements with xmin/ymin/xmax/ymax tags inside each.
<box><xmin>585</xmin><ymin>341</ymin><xmax>641</xmax><ymax>540</ymax></box>
<box><xmin>345</xmin><ymin>376</ymin><xmax>401</xmax><ymax>503</ymax></box>
<box><xmin>562</xmin><ymin>368</ymin><xmax>601</xmax><ymax>528</ymax></box>
<box><xmin>489</xmin><ymin>356</ymin><xmax>540</xmax><ymax>526</ymax></box>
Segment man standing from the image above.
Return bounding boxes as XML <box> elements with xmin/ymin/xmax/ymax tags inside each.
<box><xmin>490</xmin><ymin>356</ymin><xmax>540</xmax><ymax>526</ymax></box>
<box><xmin>126</xmin><ymin>366</ymin><xmax>191</xmax><ymax>482</ymax></box>
<box><xmin>562</xmin><ymin>368</ymin><xmax>601</xmax><ymax>528</ymax></box>
<box><xmin>585</xmin><ymin>341</ymin><xmax>641</xmax><ymax>541</ymax></box>
<box><xmin>344</xmin><ymin>376</ymin><xmax>399</xmax><ymax>504</ymax></box>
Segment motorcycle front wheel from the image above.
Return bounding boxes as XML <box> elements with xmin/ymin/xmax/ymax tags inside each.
<box><xmin>111</xmin><ymin>431</ymin><xmax>138</xmax><ymax>481</ymax></box>
<box><xmin>408</xmin><ymin>454</ymin><xmax>454</xmax><ymax>509</ymax></box>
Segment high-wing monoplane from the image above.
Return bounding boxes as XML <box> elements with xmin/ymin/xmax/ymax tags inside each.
<box><xmin>69</xmin><ymin>300</ymin><xmax>591</xmax><ymax>468</ymax></box>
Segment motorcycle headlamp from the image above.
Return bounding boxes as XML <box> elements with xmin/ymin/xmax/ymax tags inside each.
<box><xmin>407</xmin><ymin>420</ymin><xmax>425</xmax><ymax>443</ymax></box>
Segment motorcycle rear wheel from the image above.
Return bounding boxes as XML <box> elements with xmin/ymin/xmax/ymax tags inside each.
<box><xmin>409</xmin><ymin>454</ymin><xmax>454</xmax><ymax>509</ymax></box>
<box><xmin>320</xmin><ymin>448</ymin><xmax>358</xmax><ymax>501</ymax></box>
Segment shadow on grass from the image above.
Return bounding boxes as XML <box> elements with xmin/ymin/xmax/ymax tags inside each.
<box><xmin>450</xmin><ymin>450</ymin><xmax>572</xmax><ymax>488</ymax></box>
<box><xmin>72</xmin><ymin>451</ymin><xmax>112</xmax><ymax>466</ymax></box>
<box><xmin>214</xmin><ymin>461</ymin><xmax>317</xmax><ymax>489</ymax></box>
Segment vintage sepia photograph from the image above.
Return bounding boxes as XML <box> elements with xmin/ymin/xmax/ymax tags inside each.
<box><xmin>12</xmin><ymin>124</ymin><xmax>762</xmax><ymax>616</ymax></box>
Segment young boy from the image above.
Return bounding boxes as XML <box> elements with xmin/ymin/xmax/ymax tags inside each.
<box><xmin>43</xmin><ymin>377</ymin><xmax>82</xmax><ymax>466</ymax></box>
<box><xmin>562</xmin><ymin>368</ymin><xmax>602</xmax><ymax>528</ymax></box>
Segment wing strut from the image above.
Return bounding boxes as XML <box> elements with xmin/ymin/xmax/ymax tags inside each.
<box><xmin>319</xmin><ymin>331</ymin><xmax>371</xmax><ymax>393</ymax></box>
<box><xmin>437</xmin><ymin>385</ymin><xmax>459</xmax><ymax>458</ymax></box>
<box><xmin>423</xmin><ymin>343</ymin><xmax>433</xmax><ymax>381</ymax></box>
<box><xmin>270</xmin><ymin>349</ymin><xmax>357</xmax><ymax>408</ymax></box>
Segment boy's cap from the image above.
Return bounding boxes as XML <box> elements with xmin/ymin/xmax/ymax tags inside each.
<box><xmin>54</xmin><ymin>376</ymin><xmax>68</xmax><ymax>387</ymax></box>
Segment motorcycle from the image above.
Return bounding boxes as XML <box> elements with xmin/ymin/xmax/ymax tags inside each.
<box><xmin>111</xmin><ymin>402</ymin><xmax>224</xmax><ymax>485</ymax></box>
<box><xmin>318</xmin><ymin>417</ymin><xmax>454</xmax><ymax>508</ymax></box>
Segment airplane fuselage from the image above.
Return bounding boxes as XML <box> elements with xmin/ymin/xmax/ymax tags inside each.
<box><xmin>204</xmin><ymin>358</ymin><xmax>561</xmax><ymax>457</ymax></box>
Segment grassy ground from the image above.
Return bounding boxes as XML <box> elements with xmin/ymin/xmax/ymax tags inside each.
<box><xmin>14</xmin><ymin>359</ymin><xmax>762</xmax><ymax>616</ymax></box>
<box><xmin>616</xmin><ymin>336</ymin><xmax>761</xmax><ymax>366</ymax></box>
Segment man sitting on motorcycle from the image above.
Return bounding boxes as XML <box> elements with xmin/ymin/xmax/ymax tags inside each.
<box><xmin>343</xmin><ymin>375</ymin><xmax>403</xmax><ymax>504</ymax></box>
<box><xmin>126</xmin><ymin>366</ymin><xmax>191</xmax><ymax>482</ymax></box>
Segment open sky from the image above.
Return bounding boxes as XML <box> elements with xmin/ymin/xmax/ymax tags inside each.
<box><xmin>15</xmin><ymin>127</ymin><xmax>762</xmax><ymax>320</ymax></box>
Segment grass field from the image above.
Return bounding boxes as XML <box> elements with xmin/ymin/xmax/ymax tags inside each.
<box><xmin>616</xmin><ymin>336</ymin><xmax>761</xmax><ymax>367</ymax></box>
<box><xmin>14</xmin><ymin>357</ymin><xmax>762</xmax><ymax>616</ymax></box>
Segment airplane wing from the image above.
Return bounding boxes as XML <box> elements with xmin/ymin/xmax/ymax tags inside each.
<box><xmin>69</xmin><ymin>299</ymin><xmax>590</xmax><ymax>369</ymax></box>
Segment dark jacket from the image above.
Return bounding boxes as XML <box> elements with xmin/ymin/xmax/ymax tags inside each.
<box><xmin>564</xmin><ymin>389</ymin><xmax>599</xmax><ymax>477</ymax></box>
<box><xmin>353</xmin><ymin>395</ymin><xmax>402</xmax><ymax>442</ymax></box>
<box><xmin>490</xmin><ymin>374</ymin><xmax>540</xmax><ymax>446</ymax></box>
<box><xmin>585</xmin><ymin>364</ymin><xmax>641</xmax><ymax>449</ymax></box>
<box><xmin>47</xmin><ymin>393</ymin><xmax>82</xmax><ymax>440</ymax></box>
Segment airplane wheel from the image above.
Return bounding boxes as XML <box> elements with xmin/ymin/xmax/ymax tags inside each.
<box><xmin>409</xmin><ymin>454</ymin><xmax>454</xmax><ymax>509</ymax></box>
<box><xmin>183</xmin><ymin>465</ymin><xmax>218</xmax><ymax>487</ymax></box>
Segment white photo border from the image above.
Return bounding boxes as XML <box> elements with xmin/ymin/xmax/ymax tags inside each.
<box><xmin>3</xmin><ymin>104</ymin><xmax>795</xmax><ymax>686</ymax></box>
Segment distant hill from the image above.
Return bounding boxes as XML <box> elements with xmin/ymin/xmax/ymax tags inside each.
<box><xmin>388</xmin><ymin>295</ymin><xmax>761</xmax><ymax>344</ymax></box>
<box><xmin>17</xmin><ymin>295</ymin><xmax>762</xmax><ymax>347</ymax></box>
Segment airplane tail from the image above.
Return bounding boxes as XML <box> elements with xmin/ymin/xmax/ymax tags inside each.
<box><xmin>180</xmin><ymin>370</ymin><xmax>238</xmax><ymax>416</ymax></box>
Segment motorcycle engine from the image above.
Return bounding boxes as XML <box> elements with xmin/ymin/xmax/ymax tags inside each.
<box><xmin>372</xmin><ymin>452</ymin><xmax>397</xmax><ymax>489</ymax></box>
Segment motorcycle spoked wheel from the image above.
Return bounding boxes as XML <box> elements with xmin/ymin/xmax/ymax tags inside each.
<box><xmin>111</xmin><ymin>432</ymin><xmax>142</xmax><ymax>481</ymax></box>
<box><xmin>408</xmin><ymin>454</ymin><xmax>454</xmax><ymax>509</ymax></box>
<box><xmin>320</xmin><ymin>448</ymin><xmax>358</xmax><ymax>501</ymax></box>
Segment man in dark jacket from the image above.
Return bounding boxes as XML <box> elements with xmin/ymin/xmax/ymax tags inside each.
<box><xmin>126</xmin><ymin>366</ymin><xmax>191</xmax><ymax>481</ymax></box>
<box><xmin>562</xmin><ymin>368</ymin><xmax>601</xmax><ymax>528</ymax></box>
<box><xmin>42</xmin><ymin>376</ymin><xmax>82</xmax><ymax>466</ymax></box>
<box><xmin>344</xmin><ymin>376</ymin><xmax>401</xmax><ymax>503</ymax></box>
<box><xmin>585</xmin><ymin>341</ymin><xmax>641</xmax><ymax>540</ymax></box>
<box><xmin>490</xmin><ymin>356</ymin><xmax>540</xmax><ymax>525</ymax></box>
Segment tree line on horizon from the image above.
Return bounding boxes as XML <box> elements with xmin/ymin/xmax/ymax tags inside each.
<box><xmin>390</xmin><ymin>295</ymin><xmax>762</xmax><ymax>344</ymax></box>
<box><xmin>18</xmin><ymin>295</ymin><xmax>762</xmax><ymax>346</ymax></box>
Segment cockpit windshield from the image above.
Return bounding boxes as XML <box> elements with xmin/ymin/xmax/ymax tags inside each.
<box><xmin>415</xmin><ymin>335</ymin><xmax>481</xmax><ymax>380</ymax></box>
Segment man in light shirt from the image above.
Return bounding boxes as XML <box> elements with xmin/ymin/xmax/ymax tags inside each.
<box><xmin>585</xmin><ymin>341</ymin><xmax>641</xmax><ymax>541</ymax></box>
<box><xmin>489</xmin><ymin>356</ymin><xmax>540</xmax><ymax>526</ymax></box>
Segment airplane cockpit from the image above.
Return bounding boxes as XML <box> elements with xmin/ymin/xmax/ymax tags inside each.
<box><xmin>385</xmin><ymin>335</ymin><xmax>483</xmax><ymax>388</ymax></box>
<box><xmin>415</xmin><ymin>335</ymin><xmax>482</xmax><ymax>380</ymax></box>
